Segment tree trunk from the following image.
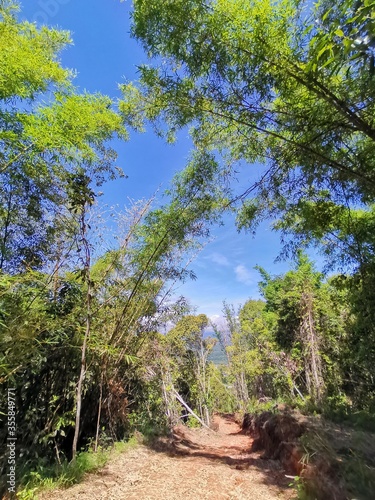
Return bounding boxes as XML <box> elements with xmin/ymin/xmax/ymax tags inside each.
<box><xmin>161</xmin><ymin>368</ymin><xmax>179</xmax><ymax>427</ymax></box>
<box><xmin>72</xmin><ymin>207</ymin><xmax>91</xmax><ymax>461</ymax></box>
<box><xmin>94</xmin><ymin>371</ymin><xmax>104</xmax><ymax>452</ymax></box>
<box><xmin>300</xmin><ymin>292</ymin><xmax>324</xmax><ymax>403</ymax></box>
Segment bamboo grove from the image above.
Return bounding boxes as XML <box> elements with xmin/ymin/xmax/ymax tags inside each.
<box><xmin>1</xmin><ymin>0</ymin><xmax>375</xmax><ymax>493</ymax></box>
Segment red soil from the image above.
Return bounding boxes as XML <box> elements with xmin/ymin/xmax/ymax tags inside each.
<box><xmin>39</xmin><ymin>414</ymin><xmax>295</xmax><ymax>500</ymax></box>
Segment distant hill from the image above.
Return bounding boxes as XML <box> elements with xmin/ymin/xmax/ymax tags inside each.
<box><xmin>208</xmin><ymin>341</ymin><xmax>227</xmax><ymax>365</ymax></box>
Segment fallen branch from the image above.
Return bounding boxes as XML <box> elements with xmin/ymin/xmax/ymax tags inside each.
<box><xmin>172</xmin><ymin>389</ymin><xmax>215</xmax><ymax>432</ymax></box>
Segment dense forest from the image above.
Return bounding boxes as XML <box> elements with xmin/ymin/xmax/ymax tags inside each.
<box><xmin>1</xmin><ymin>0</ymin><xmax>375</xmax><ymax>498</ymax></box>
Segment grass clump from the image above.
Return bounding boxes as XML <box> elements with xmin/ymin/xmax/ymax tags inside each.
<box><xmin>298</xmin><ymin>424</ymin><xmax>375</xmax><ymax>499</ymax></box>
<box><xmin>17</xmin><ymin>436</ymin><xmax>139</xmax><ymax>499</ymax></box>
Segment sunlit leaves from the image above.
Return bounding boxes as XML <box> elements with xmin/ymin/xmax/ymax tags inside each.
<box><xmin>130</xmin><ymin>0</ymin><xmax>375</xmax><ymax>272</ymax></box>
<box><xmin>22</xmin><ymin>94</ymin><xmax>126</xmax><ymax>167</ymax></box>
<box><xmin>0</xmin><ymin>4</ymin><xmax>128</xmax><ymax>272</ymax></box>
<box><xmin>0</xmin><ymin>13</ymin><xmax>71</xmax><ymax>100</ymax></box>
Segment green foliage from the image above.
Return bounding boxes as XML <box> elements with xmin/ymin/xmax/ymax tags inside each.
<box><xmin>185</xmin><ymin>415</ymin><xmax>200</xmax><ymax>428</ymax></box>
<box><xmin>22</xmin><ymin>93</ymin><xmax>126</xmax><ymax>166</ymax></box>
<box><xmin>208</xmin><ymin>254</ymin><xmax>366</xmax><ymax>412</ymax></box>
<box><xmin>0</xmin><ymin>4</ymin><xmax>224</xmax><ymax>489</ymax></box>
<box><xmin>0</xmin><ymin>5</ymin><xmax>70</xmax><ymax>100</ymax></box>
<box><xmin>256</xmin><ymin>254</ymin><xmax>351</xmax><ymax>403</ymax></box>
<box><xmin>298</xmin><ymin>425</ymin><xmax>375</xmax><ymax>500</ymax></box>
<box><xmin>208</xmin><ymin>364</ymin><xmax>237</xmax><ymax>413</ymax></box>
<box><xmin>0</xmin><ymin>3</ymin><xmax>126</xmax><ymax>273</ymax></box>
<box><xmin>126</xmin><ymin>0</ymin><xmax>375</xmax><ymax>427</ymax></box>
<box><xmin>167</xmin><ymin>314</ymin><xmax>208</xmax><ymax>350</ymax></box>
<box><xmin>129</xmin><ymin>0</ymin><xmax>375</xmax><ymax>274</ymax></box>
<box><xmin>257</xmin><ymin>253</ymin><xmax>322</xmax><ymax>350</ymax></box>
<box><xmin>245</xmin><ymin>397</ymin><xmax>279</xmax><ymax>416</ymax></box>
<box><xmin>164</xmin><ymin>314</ymin><xmax>216</xmax><ymax>425</ymax></box>
<box><xmin>322</xmin><ymin>402</ymin><xmax>375</xmax><ymax>433</ymax></box>
<box><xmin>210</xmin><ymin>300</ymin><xmax>288</xmax><ymax>411</ymax></box>
<box><xmin>288</xmin><ymin>475</ymin><xmax>306</xmax><ymax>499</ymax></box>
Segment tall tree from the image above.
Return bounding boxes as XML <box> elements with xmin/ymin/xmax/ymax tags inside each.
<box><xmin>67</xmin><ymin>171</ymin><xmax>95</xmax><ymax>461</ymax></box>
<box><xmin>167</xmin><ymin>314</ymin><xmax>215</xmax><ymax>425</ymax></box>
<box><xmin>257</xmin><ymin>253</ymin><xmax>327</xmax><ymax>402</ymax></box>
<box><xmin>0</xmin><ymin>1</ymin><xmax>126</xmax><ymax>273</ymax></box>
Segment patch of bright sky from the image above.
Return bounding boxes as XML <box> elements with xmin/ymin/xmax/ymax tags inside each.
<box><xmin>20</xmin><ymin>0</ymin><xmax>323</xmax><ymax>319</ymax></box>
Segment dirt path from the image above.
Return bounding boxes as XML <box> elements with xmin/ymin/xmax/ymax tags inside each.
<box><xmin>40</xmin><ymin>414</ymin><xmax>294</xmax><ymax>500</ymax></box>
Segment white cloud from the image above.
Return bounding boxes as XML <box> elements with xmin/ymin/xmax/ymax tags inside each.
<box><xmin>207</xmin><ymin>315</ymin><xmax>228</xmax><ymax>331</ymax></box>
<box><xmin>234</xmin><ymin>264</ymin><xmax>254</xmax><ymax>285</ymax></box>
<box><xmin>209</xmin><ymin>314</ymin><xmax>221</xmax><ymax>321</ymax></box>
<box><xmin>209</xmin><ymin>252</ymin><xmax>230</xmax><ymax>266</ymax></box>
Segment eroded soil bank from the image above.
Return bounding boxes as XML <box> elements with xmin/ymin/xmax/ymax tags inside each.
<box><xmin>242</xmin><ymin>407</ymin><xmax>375</xmax><ymax>500</ymax></box>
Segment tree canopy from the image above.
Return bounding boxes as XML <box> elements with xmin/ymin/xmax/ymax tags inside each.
<box><xmin>129</xmin><ymin>0</ymin><xmax>375</xmax><ymax>270</ymax></box>
<box><xmin>0</xmin><ymin>1</ymin><xmax>126</xmax><ymax>273</ymax></box>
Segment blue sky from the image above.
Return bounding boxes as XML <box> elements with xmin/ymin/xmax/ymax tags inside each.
<box><xmin>19</xmin><ymin>0</ymin><xmax>315</xmax><ymax>319</ymax></box>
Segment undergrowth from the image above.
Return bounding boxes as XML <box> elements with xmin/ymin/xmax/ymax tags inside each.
<box><xmin>17</xmin><ymin>437</ymin><xmax>139</xmax><ymax>500</ymax></box>
<box><xmin>242</xmin><ymin>397</ymin><xmax>375</xmax><ymax>499</ymax></box>
<box><xmin>245</xmin><ymin>397</ymin><xmax>290</xmax><ymax>415</ymax></box>
<box><xmin>298</xmin><ymin>426</ymin><xmax>375</xmax><ymax>499</ymax></box>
